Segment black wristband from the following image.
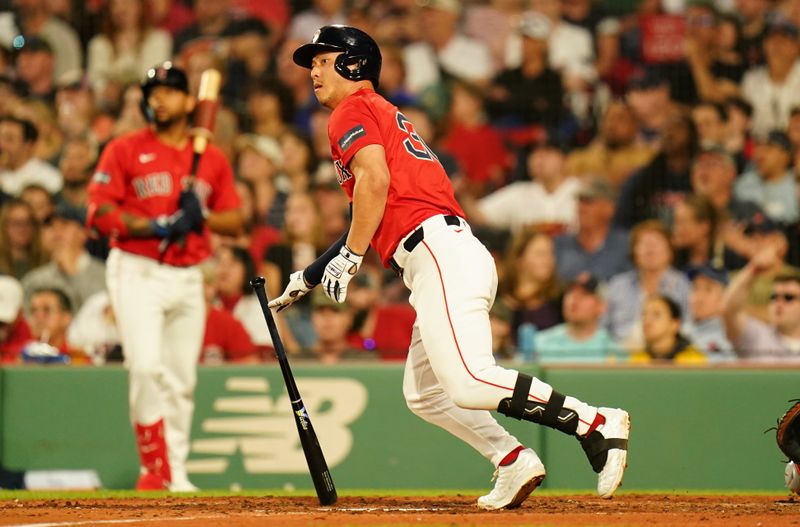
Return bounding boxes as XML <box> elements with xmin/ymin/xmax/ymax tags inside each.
<box><xmin>303</xmin><ymin>229</ymin><xmax>349</xmax><ymax>286</ymax></box>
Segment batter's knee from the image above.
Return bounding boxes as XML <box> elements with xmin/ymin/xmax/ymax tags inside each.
<box><xmin>128</xmin><ymin>365</ymin><xmax>163</xmax><ymax>384</ymax></box>
<box><xmin>403</xmin><ymin>384</ymin><xmax>445</xmax><ymax>417</ymax></box>
<box><xmin>403</xmin><ymin>385</ymin><xmax>425</xmax><ymax>414</ymax></box>
<box><xmin>446</xmin><ymin>382</ymin><xmax>483</xmax><ymax>410</ymax></box>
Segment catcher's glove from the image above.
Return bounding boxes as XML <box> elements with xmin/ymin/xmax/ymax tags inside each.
<box><xmin>777</xmin><ymin>400</ymin><xmax>800</xmax><ymax>464</ymax></box>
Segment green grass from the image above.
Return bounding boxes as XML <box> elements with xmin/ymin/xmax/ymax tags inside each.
<box><xmin>0</xmin><ymin>488</ymin><xmax>785</xmax><ymax>500</ymax></box>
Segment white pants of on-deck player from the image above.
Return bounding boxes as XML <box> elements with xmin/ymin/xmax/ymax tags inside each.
<box><xmin>395</xmin><ymin>215</ymin><xmax>598</xmax><ymax>467</ymax></box>
<box><xmin>105</xmin><ymin>248</ymin><xmax>206</xmax><ymax>480</ymax></box>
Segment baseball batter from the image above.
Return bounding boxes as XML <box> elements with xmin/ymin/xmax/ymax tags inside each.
<box><xmin>270</xmin><ymin>26</ymin><xmax>631</xmax><ymax>509</ymax></box>
<box><xmin>87</xmin><ymin>63</ymin><xmax>242</xmax><ymax>491</ymax></box>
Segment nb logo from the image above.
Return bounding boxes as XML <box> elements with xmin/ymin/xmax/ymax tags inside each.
<box><xmin>186</xmin><ymin>376</ymin><xmax>367</xmax><ymax>474</ymax></box>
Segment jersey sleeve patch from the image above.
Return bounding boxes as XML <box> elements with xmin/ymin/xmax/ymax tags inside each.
<box><xmin>338</xmin><ymin>125</ymin><xmax>367</xmax><ymax>152</ymax></box>
<box><xmin>92</xmin><ymin>171</ymin><xmax>111</xmax><ymax>185</ymax></box>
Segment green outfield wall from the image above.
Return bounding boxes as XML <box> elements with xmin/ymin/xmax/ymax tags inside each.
<box><xmin>0</xmin><ymin>364</ymin><xmax>797</xmax><ymax>491</ymax></box>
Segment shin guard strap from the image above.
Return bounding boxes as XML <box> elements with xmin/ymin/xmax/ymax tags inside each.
<box><xmin>542</xmin><ymin>390</ymin><xmax>566</xmax><ymax>428</ymax></box>
<box><xmin>510</xmin><ymin>373</ymin><xmax>533</xmax><ymax>418</ymax></box>
<box><xmin>581</xmin><ymin>432</ymin><xmax>629</xmax><ymax>473</ymax></box>
<box><xmin>497</xmin><ymin>373</ymin><xmax>533</xmax><ymax>420</ymax></box>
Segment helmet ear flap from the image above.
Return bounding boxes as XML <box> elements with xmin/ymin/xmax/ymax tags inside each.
<box><xmin>334</xmin><ymin>53</ymin><xmax>375</xmax><ymax>85</ymax></box>
<box><xmin>334</xmin><ymin>53</ymin><xmax>356</xmax><ymax>81</ymax></box>
<box><xmin>139</xmin><ymin>89</ymin><xmax>154</xmax><ymax>122</ymax></box>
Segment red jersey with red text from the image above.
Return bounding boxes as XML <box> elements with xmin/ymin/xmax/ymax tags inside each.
<box><xmin>88</xmin><ymin>128</ymin><xmax>240</xmax><ymax>266</ymax></box>
<box><xmin>328</xmin><ymin>89</ymin><xmax>465</xmax><ymax>266</ymax></box>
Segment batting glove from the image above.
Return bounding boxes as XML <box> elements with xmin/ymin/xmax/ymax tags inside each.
<box><xmin>268</xmin><ymin>270</ymin><xmax>313</xmax><ymax>312</ymax></box>
<box><xmin>179</xmin><ymin>189</ymin><xmax>206</xmax><ymax>233</ymax></box>
<box><xmin>322</xmin><ymin>245</ymin><xmax>363</xmax><ymax>303</ymax></box>
<box><xmin>150</xmin><ymin>210</ymin><xmax>194</xmax><ymax>241</ymax></box>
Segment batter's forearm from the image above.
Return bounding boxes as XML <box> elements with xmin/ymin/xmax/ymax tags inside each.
<box><xmin>122</xmin><ymin>212</ymin><xmax>160</xmax><ymax>237</ymax></box>
<box><xmin>207</xmin><ymin>209</ymin><xmax>244</xmax><ymax>236</ymax></box>
<box><xmin>90</xmin><ymin>202</ymin><xmax>158</xmax><ymax>237</ymax></box>
<box><xmin>304</xmin><ymin>229</ymin><xmax>349</xmax><ymax>286</ymax></box>
<box><xmin>347</xmin><ymin>165</ymin><xmax>389</xmax><ymax>255</ymax></box>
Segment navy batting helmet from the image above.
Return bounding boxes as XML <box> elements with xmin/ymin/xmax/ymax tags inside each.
<box><xmin>293</xmin><ymin>25</ymin><xmax>382</xmax><ymax>88</ymax></box>
<box><xmin>140</xmin><ymin>62</ymin><xmax>189</xmax><ymax>121</ymax></box>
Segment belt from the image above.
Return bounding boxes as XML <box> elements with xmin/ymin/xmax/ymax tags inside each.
<box><xmin>389</xmin><ymin>215</ymin><xmax>461</xmax><ymax>276</ymax></box>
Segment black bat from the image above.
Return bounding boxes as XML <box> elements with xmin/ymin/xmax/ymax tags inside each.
<box><xmin>250</xmin><ymin>276</ymin><xmax>338</xmax><ymax>506</ymax></box>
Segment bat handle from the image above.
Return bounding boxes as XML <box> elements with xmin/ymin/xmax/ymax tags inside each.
<box><xmin>250</xmin><ymin>277</ymin><xmax>288</xmax><ymax>362</ymax></box>
<box><xmin>159</xmin><ymin>151</ymin><xmax>202</xmax><ymax>261</ymax></box>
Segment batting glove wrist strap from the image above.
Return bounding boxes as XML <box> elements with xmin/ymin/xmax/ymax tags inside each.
<box><xmin>321</xmin><ymin>246</ymin><xmax>363</xmax><ymax>303</ymax></box>
<box><xmin>150</xmin><ymin>217</ymin><xmax>170</xmax><ymax>239</ymax></box>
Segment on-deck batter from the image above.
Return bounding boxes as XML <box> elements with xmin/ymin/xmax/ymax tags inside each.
<box><xmin>270</xmin><ymin>25</ymin><xmax>631</xmax><ymax>510</ymax></box>
<box><xmin>87</xmin><ymin>63</ymin><xmax>242</xmax><ymax>491</ymax></box>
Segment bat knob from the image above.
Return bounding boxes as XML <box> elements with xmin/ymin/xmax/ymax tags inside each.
<box><xmin>250</xmin><ymin>276</ymin><xmax>266</xmax><ymax>288</ymax></box>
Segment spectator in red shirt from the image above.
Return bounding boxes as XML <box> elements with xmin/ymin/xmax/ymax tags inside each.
<box><xmin>442</xmin><ymin>80</ymin><xmax>511</xmax><ymax>198</ymax></box>
<box><xmin>200</xmin><ymin>265</ymin><xmax>259</xmax><ymax>364</ymax></box>
<box><xmin>0</xmin><ymin>275</ymin><xmax>32</xmax><ymax>363</ymax></box>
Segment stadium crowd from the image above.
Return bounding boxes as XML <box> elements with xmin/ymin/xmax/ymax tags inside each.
<box><xmin>0</xmin><ymin>0</ymin><xmax>799</xmax><ymax>365</ymax></box>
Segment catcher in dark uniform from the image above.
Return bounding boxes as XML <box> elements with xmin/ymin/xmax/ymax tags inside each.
<box><xmin>777</xmin><ymin>401</ymin><xmax>800</xmax><ymax>494</ymax></box>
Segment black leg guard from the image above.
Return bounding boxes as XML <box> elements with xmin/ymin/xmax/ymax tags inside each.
<box><xmin>497</xmin><ymin>374</ymin><xmax>580</xmax><ymax>436</ymax></box>
<box><xmin>0</xmin><ymin>466</ymin><xmax>25</xmax><ymax>489</ymax></box>
<box><xmin>580</xmin><ymin>431</ymin><xmax>629</xmax><ymax>474</ymax></box>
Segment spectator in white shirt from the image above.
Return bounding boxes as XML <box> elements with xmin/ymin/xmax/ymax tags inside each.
<box><xmin>472</xmin><ymin>139</ymin><xmax>579</xmax><ymax>234</ymax></box>
<box><xmin>741</xmin><ymin>16</ymin><xmax>800</xmax><ymax>136</ymax></box>
<box><xmin>86</xmin><ymin>0</ymin><xmax>173</xmax><ymax>111</ymax></box>
<box><xmin>525</xmin><ymin>0</ymin><xmax>596</xmax><ymax>86</ymax></box>
<box><xmin>403</xmin><ymin>0</ymin><xmax>493</xmax><ymax>94</ymax></box>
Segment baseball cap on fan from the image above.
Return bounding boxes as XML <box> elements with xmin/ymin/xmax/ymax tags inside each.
<box><xmin>311</xmin><ymin>288</ymin><xmax>349</xmax><ymax>312</ymax></box>
<box><xmin>766</xmin><ymin>14</ymin><xmax>800</xmax><ymax>39</ymax></box>
<box><xmin>686</xmin><ymin>264</ymin><xmax>729</xmax><ymax>286</ymax></box>
<box><xmin>627</xmin><ymin>67</ymin><xmax>667</xmax><ymax>92</ymax></box>
<box><xmin>577</xmin><ymin>176</ymin><xmax>615</xmax><ymax>202</ymax></box>
<box><xmin>14</xmin><ymin>36</ymin><xmax>53</xmax><ymax>55</ymax></box>
<box><xmin>566</xmin><ymin>272</ymin><xmax>601</xmax><ymax>296</ymax></box>
<box><xmin>0</xmin><ymin>275</ymin><xmax>23</xmax><ymax>324</ymax></box>
<box><xmin>235</xmin><ymin>134</ymin><xmax>283</xmax><ymax>166</ymax></box>
<box><xmin>519</xmin><ymin>13</ymin><xmax>552</xmax><ymax>40</ymax></box>
<box><xmin>45</xmin><ymin>203</ymin><xmax>86</xmax><ymax>226</ymax></box>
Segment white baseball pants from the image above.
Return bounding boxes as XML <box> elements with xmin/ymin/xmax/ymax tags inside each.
<box><xmin>106</xmin><ymin>248</ymin><xmax>205</xmax><ymax>480</ymax></box>
<box><xmin>395</xmin><ymin>215</ymin><xmax>599</xmax><ymax>466</ymax></box>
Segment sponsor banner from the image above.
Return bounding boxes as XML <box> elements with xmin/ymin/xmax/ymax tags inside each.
<box><xmin>0</xmin><ymin>364</ymin><xmax>797</xmax><ymax>491</ymax></box>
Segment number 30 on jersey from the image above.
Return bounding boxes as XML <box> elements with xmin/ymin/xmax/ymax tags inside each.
<box><xmin>396</xmin><ymin>112</ymin><xmax>438</xmax><ymax>162</ymax></box>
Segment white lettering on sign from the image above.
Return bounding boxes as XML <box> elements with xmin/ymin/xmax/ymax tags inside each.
<box><xmin>186</xmin><ymin>377</ymin><xmax>367</xmax><ymax>474</ymax></box>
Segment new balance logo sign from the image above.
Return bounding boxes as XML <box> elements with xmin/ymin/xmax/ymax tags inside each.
<box><xmin>186</xmin><ymin>376</ymin><xmax>367</xmax><ymax>475</ymax></box>
<box><xmin>139</xmin><ymin>153</ymin><xmax>156</xmax><ymax>164</ymax></box>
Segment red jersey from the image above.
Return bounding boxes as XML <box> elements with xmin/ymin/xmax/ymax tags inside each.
<box><xmin>201</xmin><ymin>306</ymin><xmax>257</xmax><ymax>363</ymax></box>
<box><xmin>328</xmin><ymin>89</ymin><xmax>465</xmax><ymax>266</ymax></box>
<box><xmin>0</xmin><ymin>315</ymin><xmax>32</xmax><ymax>363</ymax></box>
<box><xmin>88</xmin><ymin>128</ymin><xmax>240</xmax><ymax>266</ymax></box>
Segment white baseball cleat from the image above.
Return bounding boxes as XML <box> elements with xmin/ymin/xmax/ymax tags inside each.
<box><xmin>477</xmin><ymin>448</ymin><xmax>546</xmax><ymax>510</ymax></box>
<box><xmin>169</xmin><ymin>473</ymin><xmax>199</xmax><ymax>492</ymax></box>
<box><xmin>592</xmin><ymin>407</ymin><xmax>630</xmax><ymax>499</ymax></box>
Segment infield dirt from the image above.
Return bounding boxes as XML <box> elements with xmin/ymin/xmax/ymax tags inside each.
<box><xmin>2</xmin><ymin>494</ymin><xmax>800</xmax><ymax>527</ymax></box>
